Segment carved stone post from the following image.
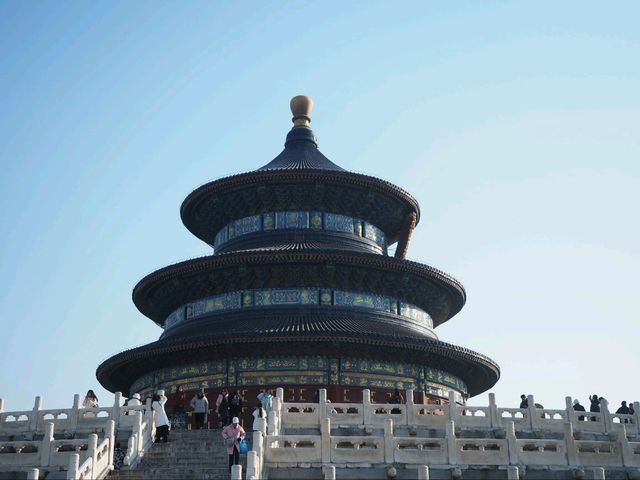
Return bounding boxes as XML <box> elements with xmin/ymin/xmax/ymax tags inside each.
<box><xmin>26</xmin><ymin>469</ymin><xmax>39</xmax><ymax>480</ymax></box>
<box><xmin>323</xmin><ymin>465</ymin><xmax>336</xmax><ymax>480</ymax></box>
<box><xmin>384</xmin><ymin>418</ymin><xmax>394</xmax><ymax>464</ymax></box>
<box><xmin>253</xmin><ymin>431</ymin><xmax>264</xmax><ymax>476</ymax></box>
<box><xmin>87</xmin><ymin>433</ymin><xmax>98</xmax><ymax>479</ymax></box>
<box><xmin>564</xmin><ymin>422</ymin><xmax>579</xmax><ymax>467</ymax></box>
<box><xmin>593</xmin><ymin>467</ymin><xmax>605</xmax><ymax>480</ymax></box>
<box><xmin>70</xmin><ymin>394</ymin><xmax>80</xmax><ymax>432</ymax></box>
<box><xmin>507</xmin><ymin>466</ymin><xmax>520</xmax><ymax>479</ymax></box>
<box><xmin>446</xmin><ymin>420</ymin><xmax>458</xmax><ymax>465</ymax></box>
<box><xmin>319</xmin><ymin>388</ymin><xmax>328</xmax><ymax>425</ymax></box>
<box><xmin>40</xmin><ymin>421</ymin><xmax>54</xmax><ymax>467</ymax></box>
<box><xmin>565</xmin><ymin>397</ymin><xmax>577</xmax><ymax>426</ymax></box>
<box><xmin>247</xmin><ymin>450</ymin><xmax>258</xmax><ymax>479</ymax></box>
<box><xmin>406</xmin><ymin>389</ymin><xmax>415</xmax><ymax>426</ymax></box>
<box><xmin>527</xmin><ymin>395</ymin><xmax>538</xmax><ymax>430</ymax></box>
<box><xmin>506</xmin><ymin>420</ymin><xmax>518</xmax><ymax>465</ymax></box>
<box><xmin>112</xmin><ymin>392</ymin><xmax>122</xmax><ymax>430</ymax></box>
<box><xmin>448</xmin><ymin>391</ymin><xmax>460</xmax><ymax>424</ymax></box>
<box><xmin>231</xmin><ymin>464</ymin><xmax>242</xmax><ymax>480</ymax></box>
<box><xmin>417</xmin><ymin>465</ymin><xmax>429</xmax><ymax>480</ymax></box>
<box><xmin>321</xmin><ymin>418</ymin><xmax>331</xmax><ymax>463</ymax></box>
<box><xmin>106</xmin><ymin>419</ymin><xmax>115</xmax><ymax>467</ymax></box>
<box><xmin>489</xmin><ymin>393</ymin><xmax>499</xmax><ymax>428</ymax></box>
<box><xmin>0</xmin><ymin>398</ymin><xmax>4</xmax><ymax>413</ymax></box>
<box><xmin>363</xmin><ymin>389</ymin><xmax>372</xmax><ymax>426</ymax></box>
<box><xmin>601</xmin><ymin>398</ymin><xmax>612</xmax><ymax>434</ymax></box>
<box><xmin>31</xmin><ymin>395</ymin><xmax>42</xmax><ymax>432</ymax></box>
<box><xmin>134</xmin><ymin>411</ymin><xmax>143</xmax><ymax>455</ymax></box>
<box><xmin>67</xmin><ymin>453</ymin><xmax>80</xmax><ymax>480</ymax></box>
<box><xmin>618</xmin><ymin>424</ymin><xmax>633</xmax><ymax>467</ymax></box>
<box><xmin>633</xmin><ymin>402</ymin><xmax>640</xmax><ymax>434</ymax></box>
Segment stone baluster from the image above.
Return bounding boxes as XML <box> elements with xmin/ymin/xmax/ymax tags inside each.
<box><xmin>564</xmin><ymin>422</ymin><xmax>579</xmax><ymax>467</ymax></box>
<box><xmin>321</xmin><ymin>418</ymin><xmax>331</xmax><ymax>463</ymax></box>
<box><xmin>363</xmin><ymin>389</ymin><xmax>372</xmax><ymax>425</ymax></box>
<box><xmin>254</xmin><ymin>416</ymin><xmax>267</xmax><ymax>436</ymax></box>
<box><xmin>87</xmin><ymin>433</ymin><xmax>98</xmax><ymax>479</ymax></box>
<box><xmin>633</xmin><ymin>402</ymin><xmax>640</xmax><ymax>435</ymax></box>
<box><xmin>0</xmin><ymin>397</ymin><xmax>4</xmax><ymax>413</ymax></box>
<box><xmin>446</xmin><ymin>420</ymin><xmax>458</xmax><ymax>465</ymax></box>
<box><xmin>273</xmin><ymin>396</ymin><xmax>282</xmax><ymax>434</ymax></box>
<box><xmin>527</xmin><ymin>395</ymin><xmax>538</xmax><ymax>430</ymax></box>
<box><xmin>323</xmin><ymin>465</ymin><xmax>336</xmax><ymax>480</ymax></box>
<box><xmin>275</xmin><ymin>387</ymin><xmax>284</xmax><ymax>404</ymax></box>
<box><xmin>133</xmin><ymin>411</ymin><xmax>143</xmax><ymax>455</ymax></box>
<box><xmin>252</xmin><ymin>431</ymin><xmax>264</xmax><ymax>477</ymax></box>
<box><xmin>246</xmin><ymin>450</ymin><xmax>258</xmax><ymax>480</ymax></box>
<box><xmin>145</xmin><ymin>398</ymin><xmax>154</xmax><ymax>436</ymax></box>
<box><xmin>231</xmin><ymin>463</ymin><xmax>242</xmax><ymax>480</ymax></box>
<box><xmin>67</xmin><ymin>453</ymin><xmax>80</xmax><ymax>480</ymax></box>
<box><xmin>268</xmin><ymin>410</ymin><xmax>278</xmax><ymax>437</ymax></box>
<box><xmin>31</xmin><ymin>395</ymin><xmax>43</xmax><ymax>432</ymax></box>
<box><xmin>506</xmin><ymin>421</ymin><xmax>518</xmax><ymax>465</ymax></box>
<box><xmin>506</xmin><ymin>466</ymin><xmax>520</xmax><ymax>479</ymax></box>
<box><xmin>489</xmin><ymin>393</ymin><xmax>499</xmax><ymax>428</ymax></box>
<box><xmin>618</xmin><ymin>424</ymin><xmax>633</xmax><ymax>467</ymax></box>
<box><xmin>565</xmin><ymin>397</ymin><xmax>577</xmax><ymax>427</ymax></box>
<box><xmin>69</xmin><ymin>394</ymin><xmax>80</xmax><ymax>432</ymax></box>
<box><xmin>601</xmin><ymin>398</ymin><xmax>612</xmax><ymax>433</ymax></box>
<box><xmin>448</xmin><ymin>391</ymin><xmax>460</xmax><ymax>424</ymax></box>
<box><xmin>105</xmin><ymin>419</ymin><xmax>115</xmax><ymax>467</ymax></box>
<box><xmin>40</xmin><ymin>421</ymin><xmax>54</xmax><ymax>467</ymax></box>
<box><xmin>26</xmin><ymin>469</ymin><xmax>39</xmax><ymax>480</ymax></box>
<box><xmin>319</xmin><ymin>388</ymin><xmax>328</xmax><ymax>425</ymax></box>
<box><xmin>593</xmin><ymin>467</ymin><xmax>605</xmax><ymax>480</ymax></box>
<box><xmin>112</xmin><ymin>392</ymin><xmax>122</xmax><ymax>429</ymax></box>
<box><xmin>417</xmin><ymin>465</ymin><xmax>429</xmax><ymax>480</ymax></box>
<box><xmin>406</xmin><ymin>389</ymin><xmax>415</xmax><ymax>426</ymax></box>
<box><xmin>384</xmin><ymin>418</ymin><xmax>394</xmax><ymax>464</ymax></box>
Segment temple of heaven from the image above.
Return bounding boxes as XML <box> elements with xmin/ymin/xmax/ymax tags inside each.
<box><xmin>96</xmin><ymin>96</ymin><xmax>500</xmax><ymax>412</ymax></box>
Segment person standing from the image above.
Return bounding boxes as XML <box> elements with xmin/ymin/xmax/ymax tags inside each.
<box><xmin>82</xmin><ymin>390</ymin><xmax>99</xmax><ymax>417</ymax></box>
<box><xmin>152</xmin><ymin>390</ymin><xmax>170</xmax><ymax>443</ymax></box>
<box><xmin>190</xmin><ymin>388</ymin><xmax>209</xmax><ymax>429</ymax></box>
<box><xmin>589</xmin><ymin>394</ymin><xmax>601</xmax><ymax>422</ymax></box>
<box><xmin>229</xmin><ymin>390</ymin><xmax>243</xmax><ymax>423</ymax></box>
<box><xmin>519</xmin><ymin>394</ymin><xmax>528</xmax><ymax>409</ymax></box>
<box><xmin>572</xmin><ymin>399</ymin><xmax>586</xmax><ymax>421</ymax></box>
<box><xmin>222</xmin><ymin>417</ymin><xmax>246</xmax><ymax>473</ymax></box>
<box><xmin>216</xmin><ymin>389</ymin><xmax>229</xmax><ymax>427</ymax></box>
<box><xmin>172</xmin><ymin>385</ymin><xmax>187</xmax><ymax>429</ymax></box>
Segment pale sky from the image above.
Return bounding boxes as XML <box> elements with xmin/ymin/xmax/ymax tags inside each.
<box><xmin>0</xmin><ymin>1</ymin><xmax>638</xmax><ymax>412</ymax></box>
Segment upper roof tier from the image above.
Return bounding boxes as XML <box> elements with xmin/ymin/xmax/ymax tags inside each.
<box><xmin>181</xmin><ymin>96</ymin><xmax>420</xmax><ymax>248</ymax></box>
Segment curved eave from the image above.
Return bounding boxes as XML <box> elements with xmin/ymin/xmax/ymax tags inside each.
<box><xmin>132</xmin><ymin>250</ymin><xmax>466</xmax><ymax>328</ymax></box>
<box><xmin>96</xmin><ymin>334</ymin><xmax>499</xmax><ymax>397</ymax></box>
<box><xmin>180</xmin><ymin>169</ymin><xmax>420</xmax><ymax>246</ymax></box>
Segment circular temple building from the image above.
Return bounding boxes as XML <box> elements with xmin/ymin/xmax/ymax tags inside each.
<box><xmin>97</xmin><ymin>96</ymin><xmax>499</xmax><ymax>418</ymax></box>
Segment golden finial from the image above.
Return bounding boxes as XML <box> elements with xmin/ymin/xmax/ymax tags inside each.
<box><xmin>290</xmin><ymin>95</ymin><xmax>314</xmax><ymax>128</ymax></box>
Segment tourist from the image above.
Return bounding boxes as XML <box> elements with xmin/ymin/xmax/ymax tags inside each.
<box><xmin>519</xmin><ymin>394</ymin><xmax>528</xmax><ymax>409</ymax></box>
<box><xmin>589</xmin><ymin>394</ymin><xmax>601</xmax><ymax>422</ymax></box>
<box><xmin>222</xmin><ymin>417</ymin><xmax>246</xmax><ymax>473</ymax></box>
<box><xmin>229</xmin><ymin>390</ymin><xmax>243</xmax><ymax>423</ymax></box>
<box><xmin>82</xmin><ymin>390</ymin><xmax>99</xmax><ymax>417</ymax></box>
<box><xmin>629</xmin><ymin>403</ymin><xmax>636</xmax><ymax>415</ymax></box>
<box><xmin>390</xmin><ymin>389</ymin><xmax>405</xmax><ymax>404</ymax></box>
<box><xmin>190</xmin><ymin>388</ymin><xmax>209</xmax><ymax>429</ymax></box>
<box><xmin>257</xmin><ymin>390</ymin><xmax>273</xmax><ymax>415</ymax></box>
<box><xmin>252</xmin><ymin>402</ymin><xmax>266</xmax><ymax>424</ymax></box>
<box><xmin>172</xmin><ymin>385</ymin><xmax>187</xmax><ymax>429</ymax></box>
<box><xmin>616</xmin><ymin>401</ymin><xmax>631</xmax><ymax>423</ymax></box>
<box><xmin>572</xmin><ymin>399</ymin><xmax>586</xmax><ymax>421</ymax></box>
<box><xmin>152</xmin><ymin>390</ymin><xmax>170</xmax><ymax>443</ymax></box>
<box><xmin>127</xmin><ymin>393</ymin><xmax>141</xmax><ymax>415</ymax></box>
<box><xmin>113</xmin><ymin>442</ymin><xmax>125</xmax><ymax>470</ymax></box>
<box><xmin>216</xmin><ymin>388</ymin><xmax>229</xmax><ymax>427</ymax></box>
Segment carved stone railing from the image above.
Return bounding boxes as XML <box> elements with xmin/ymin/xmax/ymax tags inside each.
<box><xmin>0</xmin><ymin>393</ymin><xmax>156</xmax><ymax>478</ymax></box>
<box><xmin>258</xmin><ymin>388</ymin><xmax>640</xmax><ymax>477</ymax></box>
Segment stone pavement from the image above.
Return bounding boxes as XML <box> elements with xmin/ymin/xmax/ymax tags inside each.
<box><xmin>109</xmin><ymin>429</ymin><xmax>249</xmax><ymax>480</ymax></box>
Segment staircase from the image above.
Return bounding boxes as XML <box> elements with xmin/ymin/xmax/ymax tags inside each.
<box><xmin>109</xmin><ymin>429</ymin><xmax>249</xmax><ymax>479</ymax></box>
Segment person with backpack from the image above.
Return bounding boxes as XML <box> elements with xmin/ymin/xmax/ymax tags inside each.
<box><xmin>229</xmin><ymin>390</ymin><xmax>243</xmax><ymax>422</ymax></box>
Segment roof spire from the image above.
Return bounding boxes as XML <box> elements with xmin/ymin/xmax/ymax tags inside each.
<box><xmin>290</xmin><ymin>95</ymin><xmax>313</xmax><ymax>128</ymax></box>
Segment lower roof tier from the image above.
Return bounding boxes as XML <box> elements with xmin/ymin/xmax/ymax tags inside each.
<box><xmin>133</xmin><ymin>249</ymin><xmax>466</xmax><ymax>328</ymax></box>
<box><xmin>96</xmin><ymin>328</ymin><xmax>499</xmax><ymax>397</ymax></box>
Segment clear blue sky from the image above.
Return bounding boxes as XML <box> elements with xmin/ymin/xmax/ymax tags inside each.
<box><xmin>1</xmin><ymin>1</ymin><xmax>638</xmax><ymax>412</ymax></box>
